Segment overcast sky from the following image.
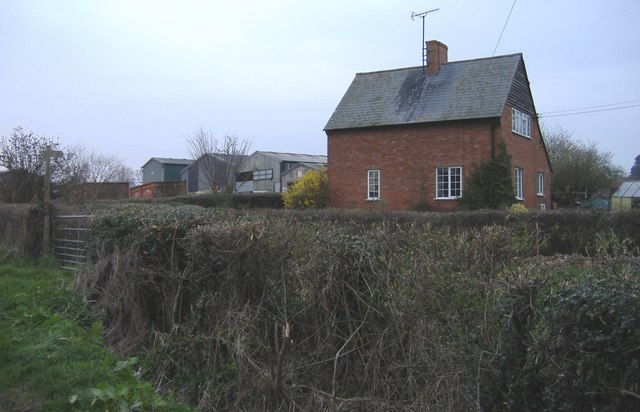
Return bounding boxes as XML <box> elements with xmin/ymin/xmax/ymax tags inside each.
<box><xmin>1</xmin><ymin>0</ymin><xmax>639</xmax><ymax>173</ymax></box>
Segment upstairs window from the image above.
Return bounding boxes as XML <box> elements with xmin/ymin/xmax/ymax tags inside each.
<box><xmin>367</xmin><ymin>169</ymin><xmax>380</xmax><ymax>200</ymax></box>
<box><xmin>512</xmin><ymin>108</ymin><xmax>531</xmax><ymax>138</ymax></box>
<box><xmin>436</xmin><ymin>167</ymin><xmax>462</xmax><ymax>199</ymax></box>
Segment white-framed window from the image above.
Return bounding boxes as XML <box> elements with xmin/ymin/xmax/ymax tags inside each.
<box><xmin>436</xmin><ymin>166</ymin><xmax>462</xmax><ymax>199</ymax></box>
<box><xmin>253</xmin><ymin>169</ymin><xmax>273</xmax><ymax>180</ymax></box>
<box><xmin>367</xmin><ymin>169</ymin><xmax>380</xmax><ymax>200</ymax></box>
<box><xmin>515</xmin><ymin>167</ymin><xmax>524</xmax><ymax>200</ymax></box>
<box><xmin>512</xmin><ymin>108</ymin><xmax>531</xmax><ymax>138</ymax></box>
<box><xmin>540</xmin><ymin>203</ymin><xmax>546</xmax><ymax>211</ymax></box>
<box><xmin>537</xmin><ymin>172</ymin><xmax>544</xmax><ymax>196</ymax></box>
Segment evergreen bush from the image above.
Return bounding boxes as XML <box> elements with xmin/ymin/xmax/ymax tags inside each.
<box><xmin>459</xmin><ymin>140</ymin><xmax>516</xmax><ymax>210</ymax></box>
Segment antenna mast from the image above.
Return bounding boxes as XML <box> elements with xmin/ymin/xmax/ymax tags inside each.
<box><xmin>411</xmin><ymin>8</ymin><xmax>439</xmax><ymax>69</ymax></box>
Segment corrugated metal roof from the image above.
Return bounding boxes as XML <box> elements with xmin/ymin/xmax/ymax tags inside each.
<box><xmin>142</xmin><ymin>157</ymin><xmax>193</xmax><ymax>168</ymax></box>
<box><xmin>153</xmin><ymin>157</ymin><xmax>193</xmax><ymax>165</ymax></box>
<box><xmin>324</xmin><ymin>54</ymin><xmax>522</xmax><ymax>131</ymax></box>
<box><xmin>255</xmin><ymin>151</ymin><xmax>327</xmax><ymax>164</ymax></box>
<box><xmin>612</xmin><ymin>181</ymin><xmax>640</xmax><ymax>198</ymax></box>
<box><xmin>181</xmin><ymin>153</ymin><xmax>249</xmax><ymax>172</ymax></box>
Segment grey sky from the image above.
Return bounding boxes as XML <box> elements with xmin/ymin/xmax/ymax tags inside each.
<box><xmin>1</xmin><ymin>0</ymin><xmax>639</xmax><ymax>172</ymax></box>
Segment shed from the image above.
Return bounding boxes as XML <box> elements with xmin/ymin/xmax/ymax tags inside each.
<box><xmin>141</xmin><ymin>157</ymin><xmax>193</xmax><ymax>184</ymax></box>
<box><xmin>611</xmin><ymin>181</ymin><xmax>640</xmax><ymax>210</ymax></box>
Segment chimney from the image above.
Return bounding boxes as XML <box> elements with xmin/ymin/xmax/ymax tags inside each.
<box><xmin>426</xmin><ymin>40</ymin><xmax>448</xmax><ymax>75</ymax></box>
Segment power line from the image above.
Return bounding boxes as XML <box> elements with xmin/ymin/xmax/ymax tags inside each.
<box><xmin>541</xmin><ymin>99</ymin><xmax>640</xmax><ymax>115</ymax></box>
<box><xmin>492</xmin><ymin>0</ymin><xmax>517</xmax><ymax>56</ymax></box>
<box><xmin>539</xmin><ymin>100</ymin><xmax>640</xmax><ymax>118</ymax></box>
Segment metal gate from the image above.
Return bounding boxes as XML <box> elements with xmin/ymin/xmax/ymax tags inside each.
<box><xmin>53</xmin><ymin>215</ymin><xmax>93</xmax><ymax>270</ymax></box>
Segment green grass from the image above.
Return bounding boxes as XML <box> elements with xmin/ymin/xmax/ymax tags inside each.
<box><xmin>0</xmin><ymin>259</ymin><xmax>192</xmax><ymax>411</ymax></box>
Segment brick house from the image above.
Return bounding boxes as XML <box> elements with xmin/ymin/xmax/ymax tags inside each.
<box><xmin>324</xmin><ymin>40</ymin><xmax>551</xmax><ymax>211</ymax></box>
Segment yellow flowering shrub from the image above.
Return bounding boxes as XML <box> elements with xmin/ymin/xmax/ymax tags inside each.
<box><xmin>283</xmin><ymin>168</ymin><xmax>328</xmax><ymax>209</ymax></box>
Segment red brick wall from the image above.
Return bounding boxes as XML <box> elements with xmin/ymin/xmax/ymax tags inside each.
<box><xmin>502</xmin><ymin>105</ymin><xmax>552</xmax><ymax>211</ymax></box>
<box><xmin>327</xmin><ymin>109</ymin><xmax>552</xmax><ymax>211</ymax></box>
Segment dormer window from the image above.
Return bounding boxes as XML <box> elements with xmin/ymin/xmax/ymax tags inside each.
<box><xmin>512</xmin><ymin>108</ymin><xmax>531</xmax><ymax>138</ymax></box>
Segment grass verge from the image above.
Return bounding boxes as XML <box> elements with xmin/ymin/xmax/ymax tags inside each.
<box><xmin>0</xmin><ymin>259</ymin><xmax>192</xmax><ymax>411</ymax></box>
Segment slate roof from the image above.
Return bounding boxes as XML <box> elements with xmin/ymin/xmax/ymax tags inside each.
<box><xmin>613</xmin><ymin>181</ymin><xmax>640</xmax><ymax>198</ymax></box>
<box><xmin>324</xmin><ymin>53</ymin><xmax>523</xmax><ymax>131</ymax></box>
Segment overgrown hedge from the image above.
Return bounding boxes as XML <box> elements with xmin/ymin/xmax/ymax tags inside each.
<box><xmin>120</xmin><ymin>192</ymin><xmax>284</xmax><ymax>209</ymax></box>
<box><xmin>0</xmin><ymin>203</ymin><xmax>43</xmax><ymax>259</ymax></box>
<box><xmin>73</xmin><ymin>205</ymin><xmax>640</xmax><ymax>410</ymax></box>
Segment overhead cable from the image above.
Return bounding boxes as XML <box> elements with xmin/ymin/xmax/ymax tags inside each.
<box><xmin>539</xmin><ymin>100</ymin><xmax>640</xmax><ymax>118</ymax></box>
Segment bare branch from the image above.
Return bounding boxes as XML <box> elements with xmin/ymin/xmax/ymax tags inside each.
<box><xmin>184</xmin><ymin>127</ymin><xmax>252</xmax><ymax>192</ymax></box>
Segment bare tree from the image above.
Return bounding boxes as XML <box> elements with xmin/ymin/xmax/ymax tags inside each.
<box><xmin>65</xmin><ymin>144</ymin><xmax>135</xmax><ymax>183</ymax></box>
<box><xmin>56</xmin><ymin>144</ymin><xmax>136</xmax><ymax>200</ymax></box>
<box><xmin>1</xmin><ymin>127</ymin><xmax>136</xmax><ymax>203</ymax></box>
<box><xmin>543</xmin><ymin>125</ymin><xmax>625</xmax><ymax>206</ymax></box>
<box><xmin>185</xmin><ymin>127</ymin><xmax>252</xmax><ymax>192</ymax></box>
<box><xmin>0</xmin><ymin>127</ymin><xmax>60</xmax><ymax>203</ymax></box>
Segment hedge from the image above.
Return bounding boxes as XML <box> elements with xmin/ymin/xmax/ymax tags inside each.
<box><xmin>71</xmin><ymin>205</ymin><xmax>640</xmax><ymax>410</ymax></box>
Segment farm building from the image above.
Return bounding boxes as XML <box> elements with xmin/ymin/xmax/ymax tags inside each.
<box><xmin>281</xmin><ymin>163</ymin><xmax>326</xmax><ymax>191</ymax></box>
<box><xmin>141</xmin><ymin>157</ymin><xmax>193</xmax><ymax>184</ymax></box>
<box><xmin>181</xmin><ymin>153</ymin><xmax>249</xmax><ymax>193</ymax></box>
<box><xmin>236</xmin><ymin>151</ymin><xmax>327</xmax><ymax>193</ymax></box>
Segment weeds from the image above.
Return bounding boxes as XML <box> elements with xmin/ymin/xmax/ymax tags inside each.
<box><xmin>0</xmin><ymin>261</ymin><xmax>192</xmax><ymax>411</ymax></box>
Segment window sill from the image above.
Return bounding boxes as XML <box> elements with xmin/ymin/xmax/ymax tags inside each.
<box><xmin>512</xmin><ymin>131</ymin><xmax>532</xmax><ymax>139</ymax></box>
<box><xmin>366</xmin><ymin>198</ymin><xmax>381</xmax><ymax>202</ymax></box>
<box><xmin>434</xmin><ymin>197</ymin><xmax>460</xmax><ymax>201</ymax></box>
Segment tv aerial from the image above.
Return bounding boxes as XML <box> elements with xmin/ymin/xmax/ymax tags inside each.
<box><xmin>411</xmin><ymin>8</ymin><xmax>439</xmax><ymax>68</ymax></box>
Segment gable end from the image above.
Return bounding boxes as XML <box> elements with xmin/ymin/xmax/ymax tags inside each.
<box><xmin>506</xmin><ymin>58</ymin><xmax>536</xmax><ymax>116</ymax></box>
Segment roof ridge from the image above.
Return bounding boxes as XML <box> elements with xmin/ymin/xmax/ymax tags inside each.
<box><xmin>451</xmin><ymin>52</ymin><xmax>522</xmax><ymax>64</ymax></box>
<box><xmin>356</xmin><ymin>53</ymin><xmax>522</xmax><ymax>76</ymax></box>
<box><xmin>257</xmin><ymin>150</ymin><xmax>327</xmax><ymax>157</ymax></box>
